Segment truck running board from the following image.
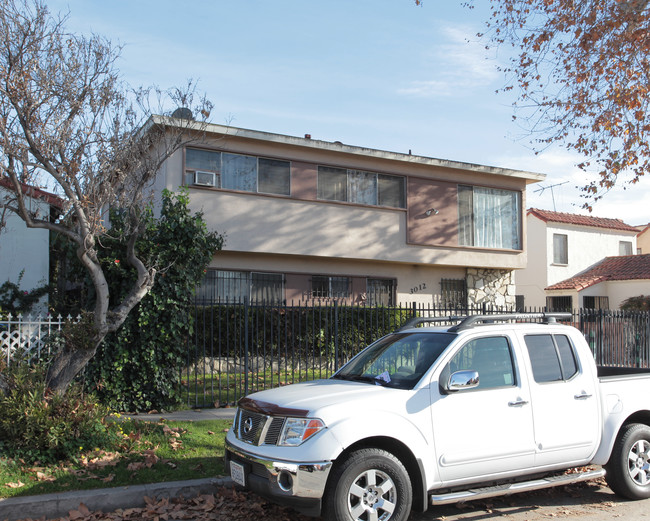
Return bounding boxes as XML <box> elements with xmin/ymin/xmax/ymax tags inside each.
<box><xmin>430</xmin><ymin>468</ymin><xmax>606</xmax><ymax>505</ymax></box>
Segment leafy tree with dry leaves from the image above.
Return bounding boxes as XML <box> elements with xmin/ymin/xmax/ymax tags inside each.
<box><xmin>0</xmin><ymin>0</ymin><xmax>215</xmax><ymax>394</ymax></box>
<box><xmin>414</xmin><ymin>0</ymin><xmax>650</xmax><ymax>206</ymax></box>
<box><xmin>474</xmin><ymin>0</ymin><xmax>650</xmax><ymax>207</ymax></box>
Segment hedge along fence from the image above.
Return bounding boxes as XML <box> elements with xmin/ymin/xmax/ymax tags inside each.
<box><xmin>184</xmin><ymin>300</ymin><xmax>414</xmax><ymax>407</ymax></box>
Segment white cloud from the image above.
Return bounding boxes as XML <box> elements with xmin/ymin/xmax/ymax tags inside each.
<box><xmin>398</xmin><ymin>23</ymin><xmax>500</xmax><ymax>98</ymax></box>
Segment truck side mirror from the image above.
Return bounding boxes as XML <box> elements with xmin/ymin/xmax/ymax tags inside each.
<box><xmin>446</xmin><ymin>370</ymin><xmax>480</xmax><ymax>392</ymax></box>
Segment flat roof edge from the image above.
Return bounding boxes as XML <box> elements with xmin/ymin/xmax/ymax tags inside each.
<box><xmin>152</xmin><ymin>116</ymin><xmax>546</xmax><ymax>183</ymax></box>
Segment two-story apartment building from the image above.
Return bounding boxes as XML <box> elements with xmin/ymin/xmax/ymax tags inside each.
<box><xmin>516</xmin><ymin>209</ymin><xmax>639</xmax><ymax>309</ymax></box>
<box><xmin>150</xmin><ymin>117</ymin><xmax>545</xmax><ymax>307</ymax></box>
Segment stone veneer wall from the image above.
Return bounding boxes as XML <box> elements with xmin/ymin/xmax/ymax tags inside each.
<box><xmin>466</xmin><ymin>268</ymin><xmax>516</xmax><ymax>308</ymax></box>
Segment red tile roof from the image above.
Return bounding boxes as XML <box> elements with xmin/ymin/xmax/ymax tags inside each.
<box><xmin>546</xmin><ymin>254</ymin><xmax>650</xmax><ymax>291</ymax></box>
<box><xmin>528</xmin><ymin>208</ymin><xmax>638</xmax><ymax>233</ymax></box>
<box><xmin>0</xmin><ymin>177</ymin><xmax>64</xmax><ymax>209</ymax></box>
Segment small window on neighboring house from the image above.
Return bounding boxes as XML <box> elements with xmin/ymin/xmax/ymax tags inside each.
<box><xmin>619</xmin><ymin>241</ymin><xmax>633</xmax><ymax>256</ymax></box>
<box><xmin>311</xmin><ymin>276</ymin><xmax>350</xmax><ymax>299</ymax></box>
<box><xmin>583</xmin><ymin>296</ymin><xmax>609</xmax><ymax>310</ymax></box>
<box><xmin>553</xmin><ymin>234</ymin><xmax>568</xmax><ymax>264</ymax></box>
<box><xmin>546</xmin><ymin>296</ymin><xmax>572</xmax><ymax>312</ymax></box>
<box><xmin>441</xmin><ymin>278</ymin><xmax>467</xmax><ymax>308</ymax></box>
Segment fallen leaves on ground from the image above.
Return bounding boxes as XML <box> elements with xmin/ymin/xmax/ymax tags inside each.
<box><xmin>12</xmin><ymin>486</ymin><xmax>313</xmax><ymax>521</ymax></box>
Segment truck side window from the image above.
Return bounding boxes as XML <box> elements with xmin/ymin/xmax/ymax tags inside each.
<box><xmin>525</xmin><ymin>334</ymin><xmax>578</xmax><ymax>383</ymax></box>
<box><xmin>449</xmin><ymin>336</ymin><xmax>515</xmax><ymax>389</ymax></box>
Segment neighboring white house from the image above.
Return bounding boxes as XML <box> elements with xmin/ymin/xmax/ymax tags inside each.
<box><xmin>0</xmin><ymin>179</ymin><xmax>62</xmax><ymax>314</ymax></box>
<box><xmin>545</xmin><ymin>254</ymin><xmax>650</xmax><ymax>310</ymax></box>
<box><xmin>516</xmin><ymin>208</ymin><xmax>639</xmax><ymax>309</ymax></box>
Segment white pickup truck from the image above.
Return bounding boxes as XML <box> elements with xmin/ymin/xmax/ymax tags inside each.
<box><xmin>225</xmin><ymin>313</ymin><xmax>650</xmax><ymax>521</ymax></box>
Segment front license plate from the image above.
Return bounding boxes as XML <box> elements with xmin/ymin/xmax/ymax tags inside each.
<box><xmin>230</xmin><ymin>460</ymin><xmax>245</xmax><ymax>487</ymax></box>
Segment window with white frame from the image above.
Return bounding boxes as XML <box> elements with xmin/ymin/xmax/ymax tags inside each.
<box><xmin>317</xmin><ymin>166</ymin><xmax>405</xmax><ymax>208</ymax></box>
<box><xmin>185</xmin><ymin>148</ymin><xmax>290</xmax><ymax>196</ymax></box>
<box><xmin>553</xmin><ymin>234</ymin><xmax>568</xmax><ymax>264</ymax></box>
<box><xmin>619</xmin><ymin>241</ymin><xmax>633</xmax><ymax>256</ymax></box>
<box><xmin>458</xmin><ymin>185</ymin><xmax>521</xmax><ymax>250</ymax></box>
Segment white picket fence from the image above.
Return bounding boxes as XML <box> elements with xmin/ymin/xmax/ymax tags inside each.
<box><xmin>0</xmin><ymin>314</ymin><xmax>79</xmax><ymax>364</ymax></box>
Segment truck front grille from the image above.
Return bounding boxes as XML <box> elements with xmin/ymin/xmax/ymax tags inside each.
<box><xmin>236</xmin><ymin>409</ymin><xmax>286</xmax><ymax>446</ymax></box>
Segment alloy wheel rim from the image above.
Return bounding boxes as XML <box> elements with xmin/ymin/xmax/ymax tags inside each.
<box><xmin>628</xmin><ymin>439</ymin><xmax>650</xmax><ymax>486</ymax></box>
<box><xmin>346</xmin><ymin>468</ymin><xmax>397</xmax><ymax>521</ymax></box>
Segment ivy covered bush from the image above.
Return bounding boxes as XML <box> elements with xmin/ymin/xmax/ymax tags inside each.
<box><xmin>85</xmin><ymin>189</ymin><xmax>223</xmax><ymax>412</ymax></box>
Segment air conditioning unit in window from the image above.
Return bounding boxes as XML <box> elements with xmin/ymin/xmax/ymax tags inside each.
<box><xmin>193</xmin><ymin>171</ymin><xmax>219</xmax><ymax>187</ymax></box>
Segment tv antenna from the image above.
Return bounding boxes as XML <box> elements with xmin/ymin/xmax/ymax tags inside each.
<box><xmin>533</xmin><ymin>181</ymin><xmax>568</xmax><ymax>211</ymax></box>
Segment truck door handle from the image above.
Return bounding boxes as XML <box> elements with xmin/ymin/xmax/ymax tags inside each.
<box><xmin>508</xmin><ymin>399</ymin><xmax>529</xmax><ymax>407</ymax></box>
<box><xmin>574</xmin><ymin>392</ymin><xmax>593</xmax><ymax>400</ymax></box>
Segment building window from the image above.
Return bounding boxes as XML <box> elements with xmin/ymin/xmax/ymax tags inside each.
<box><xmin>441</xmin><ymin>278</ymin><xmax>467</xmax><ymax>308</ymax></box>
<box><xmin>553</xmin><ymin>234</ymin><xmax>568</xmax><ymax>264</ymax></box>
<box><xmin>458</xmin><ymin>185</ymin><xmax>521</xmax><ymax>250</ymax></box>
<box><xmin>195</xmin><ymin>270</ymin><xmax>284</xmax><ymax>303</ymax></box>
<box><xmin>583</xmin><ymin>296</ymin><xmax>609</xmax><ymax>310</ymax></box>
<box><xmin>311</xmin><ymin>275</ymin><xmax>350</xmax><ymax>299</ymax></box>
<box><xmin>317</xmin><ymin>166</ymin><xmax>405</xmax><ymax>208</ymax></box>
<box><xmin>546</xmin><ymin>295</ymin><xmax>572</xmax><ymax>312</ymax></box>
<box><xmin>619</xmin><ymin>241</ymin><xmax>633</xmax><ymax>256</ymax></box>
<box><xmin>367</xmin><ymin>278</ymin><xmax>396</xmax><ymax>306</ymax></box>
<box><xmin>185</xmin><ymin>148</ymin><xmax>290</xmax><ymax>196</ymax></box>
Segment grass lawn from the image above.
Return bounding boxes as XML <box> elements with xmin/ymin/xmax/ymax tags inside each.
<box><xmin>0</xmin><ymin>418</ymin><xmax>232</xmax><ymax>499</ymax></box>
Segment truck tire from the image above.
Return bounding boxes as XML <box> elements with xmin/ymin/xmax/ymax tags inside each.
<box><xmin>323</xmin><ymin>448</ymin><xmax>412</xmax><ymax>521</ymax></box>
<box><xmin>605</xmin><ymin>423</ymin><xmax>650</xmax><ymax>499</ymax></box>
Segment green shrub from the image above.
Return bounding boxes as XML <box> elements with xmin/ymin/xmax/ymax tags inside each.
<box><xmin>0</xmin><ymin>361</ymin><xmax>121</xmax><ymax>463</ymax></box>
<box><xmin>86</xmin><ymin>189</ymin><xmax>223</xmax><ymax>412</ymax></box>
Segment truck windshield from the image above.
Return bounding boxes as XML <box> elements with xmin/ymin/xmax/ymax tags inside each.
<box><xmin>332</xmin><ymin>332</ymin><xmax>456</xmax><ymax>390</ymax></box>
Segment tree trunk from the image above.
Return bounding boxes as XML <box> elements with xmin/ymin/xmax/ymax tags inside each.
<box><xmin>46</xmin><ymin>343</ymin><xmax>101</xmax><ymax>395</ymax></box>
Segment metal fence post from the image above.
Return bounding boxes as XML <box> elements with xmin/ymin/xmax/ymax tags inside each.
<box><xmin>334</xmin><ymin>301</ymin><xmax>339</xmax><ymax>373</ymax></box>
<box><xmin>244</xmin><ymin>296</ymin><xmax>249</xmax><ymax>397</ymax></box>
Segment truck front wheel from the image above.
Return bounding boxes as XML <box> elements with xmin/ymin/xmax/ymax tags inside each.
<box><xmin>605</xmin><ymin>422</ymin><xmax>650</xmax><ymax>499</ymax></box>
<box><xmin>323</xmin><ymin>448</ymin><xmax>412</xmax><ymax>521</ymax></box>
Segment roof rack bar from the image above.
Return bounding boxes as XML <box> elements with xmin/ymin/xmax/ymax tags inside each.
<box><xmin>399</xmin><ymin>312</ymin><xmax>572</xmax><ymax>333</ymax></box>
<box><xmin>397</xmin><ymin>316</ymin><xmax>465</xmax><ymax>331</ymax></box>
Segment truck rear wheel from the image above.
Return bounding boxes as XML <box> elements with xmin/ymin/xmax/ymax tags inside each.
<box><xmin>605</xmin><ymin>423</ymin><xmax>650</xmax><ymax>499</ymax></box>
<box><xmin>323</xmin><ymin>448</ymin><xmax>412</xmax><ymax>521</ymax></box>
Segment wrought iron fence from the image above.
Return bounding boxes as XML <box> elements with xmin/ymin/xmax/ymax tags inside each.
<box><xmin>182</xmin><ymin>302</ymin><xmax>650</xmax><ymax>408</ymax></box>
<box><xmin>4</xmin><ymin>306</ymin><xmax>650</xmax><ymax>410</ymax></box>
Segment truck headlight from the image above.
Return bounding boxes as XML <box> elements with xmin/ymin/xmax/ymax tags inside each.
<box><xmin>278</xmin><ymin>418</ymin><xmax>325</xmax><ymax>446</ymax></box>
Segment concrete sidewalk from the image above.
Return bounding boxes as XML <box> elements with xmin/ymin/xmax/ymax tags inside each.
<box><xmin>124</xmin><ymin>406</ymin><xmax>237</xmax><ymax>422</ymax></box>
<box><xmin>0</xmin><ymin>408</ymin><xmax>237</xmax><ymax>521</ymax></box>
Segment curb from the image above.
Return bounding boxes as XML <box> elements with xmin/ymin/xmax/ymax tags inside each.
<box><xmin>0</xmin><ymin>477</ymin><xmax>234</xmax><ymax>521</ymax></box>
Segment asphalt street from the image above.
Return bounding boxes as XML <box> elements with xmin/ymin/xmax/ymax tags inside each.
<box><xmin>409</xmin><ymin>478</ymin><xmax>649</xmax><ymax>521</ymax></box>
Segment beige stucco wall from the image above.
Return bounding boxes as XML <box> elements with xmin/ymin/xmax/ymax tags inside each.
<box><xmin>637</xmin><ymin>227</ymin><xmax>650</xmax><ymax>254</ymax></box>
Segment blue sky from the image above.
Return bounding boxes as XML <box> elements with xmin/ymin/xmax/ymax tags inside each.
<box><xmin>47</xmin><ymin>0</ymin><xmax>650</xmax><ymax>224</ymax></box>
